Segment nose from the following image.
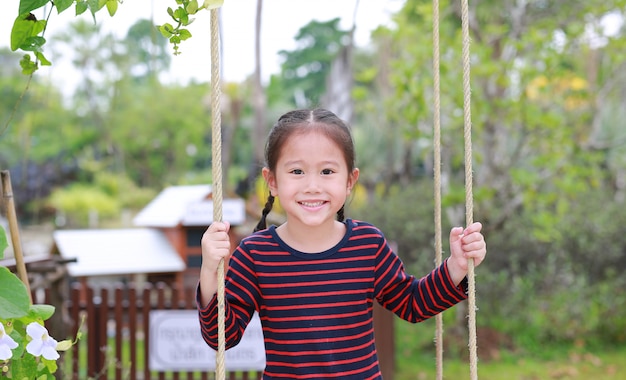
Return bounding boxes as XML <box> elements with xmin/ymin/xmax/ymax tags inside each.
<box><xmin>304</xmin><ymin>173</ymin><xmax>321</xmax><ymax>193</ymax></box>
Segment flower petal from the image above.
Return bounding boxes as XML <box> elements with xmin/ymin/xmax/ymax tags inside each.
<box><xmin>26</xmin><ymin>338</ymin><xmax>44</xmax><ymax>356</ymax></box>
<box><xmin>0</xmin><ymin>325</ymin><xmax>19</xmax><ymax>361</ymax></box>
<box><xmin>41</xmin><ymin>345</ymin><xmax>60</xmax><ymax>360</ymax></box>
<box><xmin>26</xmin><ymin>322</ymin><xmax>47</xmax><ymax>339</ymax></box>
<box><xmin>0</xmin><ymin>334</ymin><xmax>18</xmax><ymax>349</ymax></box>
<box><xmin>0</xmin><ymin>345</ymin><xmax>13</xmax><ymax>360</ymax></box>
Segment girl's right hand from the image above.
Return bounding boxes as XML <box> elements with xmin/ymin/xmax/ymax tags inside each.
<box><xmin>201</xmin><ymin>221</ymin><xmax>232</xmax><ymax>274</ymax></box>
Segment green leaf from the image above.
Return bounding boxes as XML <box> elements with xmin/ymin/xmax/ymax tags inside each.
<box><xmin>186</xmin><ymin>0</ymin><xmax>198</xmax><ymax>14</ymax></box>
<box><xmin>178</xmin><ymin>29</ymin><xmax>192</xmax><ymax>40</ymax></box>
<box><xmin>180</xmin><ymin>13</ymin><xmax>190</xmax><ymax>26</ymax></box>
<box><xmin>18</xmin><ymin>0</ymin><xmax>50</xmax><ymax>15</ymax></box>
<box><xmin>42</xmin><ymin>356</ymin><xmax>58</xmax><ymax>375</ymax></box>
<box><xmin>10</xmin><ymin>13</ymin><xmax>46</xmax><ymax>51</ymax></box>
<box><xmin>19</xmin><ymin>35</ymin><xmax>46</xmax><ymax>52</ymax></box>
<box><xmin>19</xmin><ymin>54</ymin><xmax>38</xmax><ymax>74</ymax></box>
<box><xmin>158</xmin><ymin>24</ymin><xmax>175</xmax><ymax>38</ymax></box>
<box><xmin>106</xmin><ymin>0</ymin><xmax>118</xmax><ymax>16</ymax></box>
<box><xmin>0</xmin><ymin>226</ymin><xmax>7</xmax><ymax>260</ymax></box>
<box><xmin>11</xmin><ymin>353</ymin><xmax>38</xmax><ymax>378</ymax></box>
<box><xmin>173</xmin><ymin>7</ymin><xmax>186</xmax><ymax>21</ymax></box>
<box><xmin>29</xmin><ymin>304</ymin><xmax>55</xmax><ymax>320</ymax></box>
<box><xmin>87</xmin><ymin>0</ymin><xmax>105</xmax><ymax>13</ymax></box>
<box><xmin>34</xmin><ymin>51</ymin><xmax>52</xmax><ymax>66</ymax></box>
<box><xmin>0</xmin><ymin>267</ymin><xmax>31</xmax><ymax>319</ymax></box>
<box><xmin>55</xmin><ymin>0</ymin><xmax>74</xmax><ymax>13</ymax></box>
<box><xmin>76</xmin><ymin>1</ymin><xmax>88</xmax><ymax>15</ymax></box>
<box><xmin>9</xmin><ymin>329</ymin><xmax>25</xmax><ymax>357</ymax></box>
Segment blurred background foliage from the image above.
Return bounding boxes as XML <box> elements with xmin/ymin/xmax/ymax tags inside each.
<box><xmin>1</xmin><ymin>0</ymin><xmax>626</xmax><ymax>359</ymax></box>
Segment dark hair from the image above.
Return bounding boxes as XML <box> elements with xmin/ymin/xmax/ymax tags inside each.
<box><xmin>254</xmin><ymin>108</ymin><xmax>356</xmax><ymax>232</ymax></box>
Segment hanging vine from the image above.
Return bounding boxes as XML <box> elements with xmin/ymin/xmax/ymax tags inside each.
<box><xmin>9</xmin><ymin>0</ymin><xmax>223</xmax><ymax>74</ymax></box>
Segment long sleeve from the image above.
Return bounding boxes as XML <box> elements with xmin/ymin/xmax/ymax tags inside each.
<box><xmin>197</xmin><ymin>242</ymin><xmax>261</xmax><ymax>350</ymax></box>
<box><xmin>373</xmin><ymin>231</ymin><xmax>467</xmax><ymax>323</ymax></box>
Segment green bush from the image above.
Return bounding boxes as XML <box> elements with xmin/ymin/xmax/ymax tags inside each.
<box><xmin>46</xmin><ymin>172</ymin><xmax>156</xmax><ymax>227</ymax></box>
<box><xmin>352</xmin><ymin>180</ymin><xmax>438</xmax><ymax>273</ymax></box>
<box><xmin>353</xmin><ymin>180</ymin><xmax>626</xmax><ymax>352</ymax></box>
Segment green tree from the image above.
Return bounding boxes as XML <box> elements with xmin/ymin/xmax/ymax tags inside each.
<box><xmin>0</xmin><ymin>49</ymin><xmax>85</xmax><ymax>219</ymax></box>
<box><xmin>125</xmin><ymin>19</ymin><xmax>171</xmax><ymax>81</ymax></box>
<box><xmin>277</xmin><ymin>18</ymin><xmax>350</xmax><ymax>107</ymax></box>
<box><xmin>107</xmin><ymin>81</ymin><xmax>211</xmax><ymax>187</ymax></box>
<box><xmin>372</xmin><ymin>0</ymin><xmax>626</xmax><ymax>237</ymax></box>
<box><xmin>348</xmin><ymin>0</ymin><xmax>626</xmax><ymax>348</ymax></box>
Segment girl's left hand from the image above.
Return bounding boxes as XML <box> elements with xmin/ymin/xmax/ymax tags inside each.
<box><xmin>447</xmin><ymin>222</ymin><xmax>487</xmax><ymax>285</ymax></box>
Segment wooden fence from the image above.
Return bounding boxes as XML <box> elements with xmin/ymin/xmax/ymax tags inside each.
<box><xmin>58</xmin><ymin>281</ymin><xmax>262</xmax><ymax>380</ymax></box>
<box><xmin>47</xmin><ymin>280</ymin><xmax>395</xmax><ymax>379</ymax></box>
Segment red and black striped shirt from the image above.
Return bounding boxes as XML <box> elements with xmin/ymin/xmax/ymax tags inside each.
<box><xmin>198</xmin><ymin>219</ymin><xmax>467</xmax><ymax>379</ymax></box>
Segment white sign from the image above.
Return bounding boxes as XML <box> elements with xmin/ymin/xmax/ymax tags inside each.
<box><xmin>149</xmin><ymin>310</ymin><xmax>266</xmax><ymax>371</ymax></box>
<box><xmin>182</xmin><ymin>198</ymin><xmax>246</xmax><ymax>226</ymax></box>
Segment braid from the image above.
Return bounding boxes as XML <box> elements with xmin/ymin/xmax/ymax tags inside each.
<box><xmin>254</xmin><ymin>194</ymin><xmax>275</xmax><ymax>232</ymax></box>
<box><xmin>337</xmin><ymin>205</ymin><xmax>345</xmax><ymax>222</ymax></box>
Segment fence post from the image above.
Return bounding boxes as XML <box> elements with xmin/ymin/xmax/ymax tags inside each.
<box><xmin>86</xmin><ymin>286</ymin><xmax>97</xmax><ymax>378</ymax></box>
<box><xmin>374</xmin><ymin>302</ymin><xmax>396</xmax><ymax>379</ymax></box>
<box><xmin>142</xmin><ymin>284</ymin><xmax>152</xmax><ymax>380</ymax></box>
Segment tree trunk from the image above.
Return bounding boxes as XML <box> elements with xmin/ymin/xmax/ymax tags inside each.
<box><xmin>252</xmin><ymin>0</ymin><xmax>266</xmax><ymax>172</ymax></box>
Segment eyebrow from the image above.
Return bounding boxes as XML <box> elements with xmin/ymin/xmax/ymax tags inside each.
<box><xmin>282</xmin><ymin>159</ymin><xmax>342</xmax><ymax>167</ymax></box>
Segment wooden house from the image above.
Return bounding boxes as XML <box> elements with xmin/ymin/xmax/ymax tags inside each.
<box><xmin>53</xmin><ymin>185</ymin><xmax>246</xmax><ymax>290</ymax></box>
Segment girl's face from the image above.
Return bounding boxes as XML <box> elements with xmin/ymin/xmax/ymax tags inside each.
<box><xmin>263</xmin><ymin>130</ymin><xmax>359</xmax><ymax>229</ymax></box>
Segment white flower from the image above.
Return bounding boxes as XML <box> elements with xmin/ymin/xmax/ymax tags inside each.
<box><xmin>25</xmin><ymin>322</ymin><xmax>59</xmax><ymax>360</ymax></box>
<box><xmin>0</xmin><ymin>322</ymin><xmax>18</xmax><ymax>360</ymax></box>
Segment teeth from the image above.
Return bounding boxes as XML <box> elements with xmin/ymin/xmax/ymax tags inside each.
<box><xmin>301</xmin><ymin>201</ymin><xmax>324</xmax><ymax>207</ymax></box>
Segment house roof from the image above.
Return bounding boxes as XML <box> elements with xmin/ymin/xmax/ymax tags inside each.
<box><xmin>53</xmin><ymin>229</ymin><xmax>186</xmax><ymax>277</ymax></box>
<box><xmin>133</xmin><ymin>185</ymin><xmax>212</xmax><ymax>228</ymax></box>
<box><xmin>132</xmin><ymin>184</ymin><xmax>246</xmax><ymax>227</ymax></box>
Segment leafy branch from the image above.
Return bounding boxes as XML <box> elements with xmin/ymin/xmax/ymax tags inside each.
<box><xmin>157</xmin><ymin>0</ymin><xmax>224</xmax><ymax>55</ymax></box>
<box><xmin>10</xmin><ymin>0</ymin><xmax>120</xmax><ymax>75</ymax></box>
<box><xmin>9</xmin><ymin>0</ymin><xmax>224</xmax><ymax>73</ymax></box>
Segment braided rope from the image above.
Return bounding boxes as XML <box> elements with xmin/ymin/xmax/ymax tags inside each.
<box><xmin>210</xmin><ymin>8</ymin><xmax>226</xmax><ymax>380</ymax></box>
<box><xmin>460</xmin><ymin>0</ymin><xmax>479</xmax><ymax>378</ymax></box>
<box><xmin>432</xmin><ymin>0</ymin><xmax>444</xmax><ymax>379</ymax></box>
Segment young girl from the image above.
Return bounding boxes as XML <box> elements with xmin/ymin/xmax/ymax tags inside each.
<box><xmin>197</xmin><ymin>108</ymin><xmax>487</xmax><ymax>379</ymax></box>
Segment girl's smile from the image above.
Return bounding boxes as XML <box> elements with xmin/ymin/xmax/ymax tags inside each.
<box><xmin>299</xmin><ymin>200</ymin><xmax>326</xmax><ymax>208</ymax></box>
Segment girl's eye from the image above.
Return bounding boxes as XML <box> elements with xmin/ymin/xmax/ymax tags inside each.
<box><xmin>321</xmin><ymin>169</ymin><xmax>334</xmax><ymax>175</ymax></box>
<box><xmin>291</xmin><ymin>169</ymin><xmax>304</xmax><ymax>175</ymax></box>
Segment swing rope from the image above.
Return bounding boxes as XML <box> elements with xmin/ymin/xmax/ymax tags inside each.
<box><xmin>432</xmin><ymin>0</ymin><xmax>444</xmax><ymax>379</ymax></box>
<box><xmin>432</xmin><ymin>0</ymin><xmax>478</xmax><ymax>379</ymax></box>
<box><xmin>210</xmin><ymin>7</ymin><xmax>226</xmax><ymax>380</ymax></box>
<box><xmin>460</xmin><ymin>0</ymin><xmax>479</xmax><ymax>377</ymax></box>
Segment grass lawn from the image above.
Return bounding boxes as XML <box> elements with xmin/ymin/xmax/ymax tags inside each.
<box><xmin>394</xmin><ymin>319</ymin><xmax>626</xmax><ymax>380</ymax></box>
<box><xmin>64</xmin><ymin>317</ymin><xmax>625</xmax><ymax>379</ymax></box>
<box><xmin>396</xmin><ymin>348</ymin><xmax>626</xmax><ymax>379</ymax></box>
